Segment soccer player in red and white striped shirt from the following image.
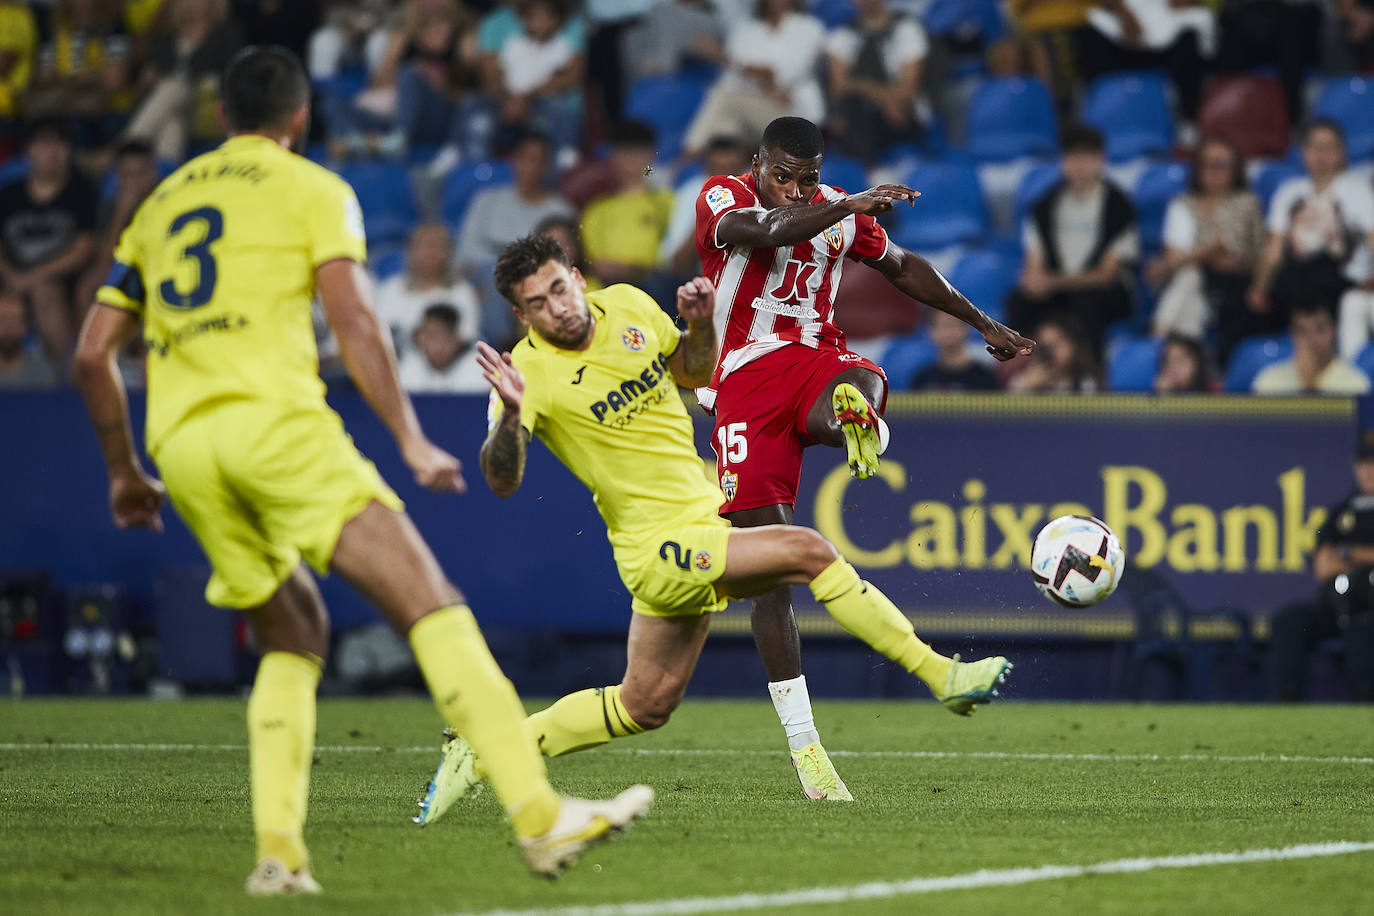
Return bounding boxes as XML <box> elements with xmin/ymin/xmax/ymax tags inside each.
<box><xmin>694</xmin><ymin>117</ymin><xmax>1034</xmax><ymax>800</ymax></box>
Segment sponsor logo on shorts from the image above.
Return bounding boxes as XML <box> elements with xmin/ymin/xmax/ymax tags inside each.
<box><xmin>823</xmin><ymin>223</ymin><xmax>843</xmax><ymax>250</ymax></box>
<box><xmin>838</xmin><ymin>352</ymin><xmax>863</xmax><ymax>362</ymax></box>
<box><xmin>622</xmin><ymin>327</ymin><xmax>646</xmax><ymax>351</ymax></box>
<box><xmin>720</xmin><ymin>471</ymin><xmax>738</xmax><ymax>502</ymax></box>
<box><xmin>705</xmin><ymin>186</ymin><xmax>735</xmax><ymax>214</ymax></box>
<box><xmin>693</xmin><ymin>551</ymin><xmax>712</xmax><ymax>571</ymax></box>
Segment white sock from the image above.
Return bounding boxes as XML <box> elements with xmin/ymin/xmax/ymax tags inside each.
<box><xmin>876</xmin><ymin>416</ymin><xmax>890</xmax><ymax>455</ymax></box>
<box><xmin>767</xmin><ymin>675</ymin><xmax>821</xmax><ymax>751</ymax></box>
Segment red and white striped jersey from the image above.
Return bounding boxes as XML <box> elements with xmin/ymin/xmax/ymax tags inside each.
<box><xmin>693</xmin><ymin>171</ymin><xmax>889</xmax><ymax>410</ymax></box>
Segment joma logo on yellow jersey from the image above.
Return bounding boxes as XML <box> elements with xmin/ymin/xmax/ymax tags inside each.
<box><xmin>589</xmin><ymin>352</ymin><xmax>671</xmax><ymax>423</ymax></box>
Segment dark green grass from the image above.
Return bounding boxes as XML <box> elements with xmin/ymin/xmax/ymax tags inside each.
<box><xmin>3</xmin><ymin>700</ymin><xmax>1373</xmax><ymax>915</ymax></box>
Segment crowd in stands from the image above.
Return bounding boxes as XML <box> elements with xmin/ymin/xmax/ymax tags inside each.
<box><xmin>3</xmin><ymin>0</ymin><xmax>1374</xmax><ymax>395</ymax></box>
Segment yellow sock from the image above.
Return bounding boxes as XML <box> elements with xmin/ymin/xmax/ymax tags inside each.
<box><xmin>526</xmin><ymin>685</ymin><xmax>644</xmax><ymax>757</ymax></box>
<box><xmin>247</xmin><ymin>651</ymin><xmax>321</xmax><ymax>872</ymax></box>
<box><xmin>408</xmin><ymin>605</ymin><xmax>560</xmax><ymax>839</ymax></box>
<box><xmin>809</xmin><ymin>558</ymin><xmax>953</xmax><ymax>690</ymax></box>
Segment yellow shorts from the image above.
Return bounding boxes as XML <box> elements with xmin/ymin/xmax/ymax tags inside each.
<box><xmin>153</xmin><ymin>400</ymin><xmax>403</xmax><ymax>609</ymax></box>
<box><xmin>613</xmin><ymin>512</ymin><xmax>732</xmax><ymax>617</ymax></box>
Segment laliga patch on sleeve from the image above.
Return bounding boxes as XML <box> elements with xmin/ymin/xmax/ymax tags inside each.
<box><xmin>344</xmin><ymin>193</ymin><xmax>366</xmax><ymax>240</ymax></box>
<box><xmin>486</xmin><ymin>389</ymin><xmax>502</xmax><ymax>431</ymax></box>
<box><xmin>705</xmin><ymin>186</ymin><xmax>735</xmax><ymax>214</ymax></box>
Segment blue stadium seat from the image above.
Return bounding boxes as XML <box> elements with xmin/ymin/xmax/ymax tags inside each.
<box><xmin>1312</xmin><ymin>75</ymin><xmax>1374</xmax><ymax>161</ymax></box>
<box><xmin>1133</xmin><ymin>161</ymin><xmax>1190</xmax><ymax>253</ymax></box>
<box><xmin>1224</xmin><ymin>333</ymin><xmax>1293</xmax><ymax>392</ymax></box>
<box><xmin>624</xmin><ymin>75</ymin><xmax>707</xmax><ymax>161</ymax></box>
<box><xmin>879</xmin><ymin>332</ymin><xmax>938</xmax><ymax>390</ymax></box>
<box><xmin>948</xmin><ymin>246</ymin><xmax>1020</xmax><ymax>323</ymax></box>
<box><xmin>809</xmin><ymin>0</ymin><xmax>856</xmax><ymax>28</ymax></box>
<box><xmin>1356</xmin><ymin>343</ymin><xmax>1374</xmax><ymax>381</ymax></box>
<box><xmin>923</xmin><ymin>0</ymin><xmax>1009</xmax><ymax>43</ymax></box>
<box><xmin>337</xmin><ymin>160</ymin><xmax>418</xmax><ymax>246</ymax></box>
<box><xmin>1082</xmin><ymin>72</ymin><xmax>1174</xmax><ymax>162</ymax></box>
<box><xmin>1010</xmin><ymin>161</ymin><xmax>1061</xmax><ymax>231</ymax></box>
<box><xmin>440</xmin><ymin>158</ymin><xmax>514</xmax><ymax>228</ymax></box>
<box><xmin>820</xmin><ymin>152</ymin><xmax>869</xmax><ymax>193</ymax></box>
<box><xmin>0</xmin><ymin>157</ymin><xmax>28</xmax><ymax>187</ymax></box>
<box><xmin>369</xmin><ymin>247</ymin><xmax>406</xmax><ymax>281</ymax></box>
<box><xmin>1251</xmin><ymin>160</ymin><xmax>1305</xmax><ymax>212</ymax></box>
<box><xmin>965</xmin><ymin>77</ymin><xmax>1058</xmax><ymax>162</ymax></box>
<box><xmin>893</xmin><ymin>160</ymin><xmax>989</xmax><ymax>249</ymax></box>
<box><xmin>1107</xmin><ymin>335</ymin><xmax>1163</xmax><ymax>392</ymax></box>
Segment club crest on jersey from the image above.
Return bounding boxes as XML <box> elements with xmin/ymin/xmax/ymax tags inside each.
<box><xmin>720</xmin><ymin>471</ymin><xmax>738</xmax><ymax>502</ymax></box>
<box><xmin>705</xmin><ymin>186</ymin><xmax>735</xmax><ymax>214</ymax></box>
<box><xmin>823</xmin><ymin>223</ymin><xmax>843</xmax><ymax>250</ymax></box>
<box><xmin>694</xmin><ymin>551</ymin><xmax>712</xmax><ymax>571</ymax></box>
<box><xmin>621</xmin><ymin>327</ymin><xmax>646</xmax><ymax>351</ymax></box>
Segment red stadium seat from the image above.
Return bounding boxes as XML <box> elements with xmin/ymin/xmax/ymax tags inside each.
<box><xmin>1197</xmin><ymin>76</ymin><xmax>1291</xmax><ymax>160</ymax></box>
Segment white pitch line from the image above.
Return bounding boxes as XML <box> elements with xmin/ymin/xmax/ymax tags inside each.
<box><xmin>447</xmin><ymin>841</ymin><xmax>1374</xmax><ymax>916</ymax></box>
<box><xmin>0</xmin><ymin>743</ymin><xmax>1371</xmax><ymax>766</ymax></box>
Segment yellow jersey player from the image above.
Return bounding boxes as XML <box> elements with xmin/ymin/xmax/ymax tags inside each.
<box><xmin>415</xmin><ymin>234</ymin><xmax>1013</xmax><ymax>823</ymax></box>
<box><xmin>72</xmin><ymin>46</ymin><xmax>650</xmax><ymax>892</ymax></box>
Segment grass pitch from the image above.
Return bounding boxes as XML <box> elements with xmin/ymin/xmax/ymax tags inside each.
<box><xmin>2</xmin><ymin>698</ymin><xmax>1372</xmax><ymax>916</ymax></box>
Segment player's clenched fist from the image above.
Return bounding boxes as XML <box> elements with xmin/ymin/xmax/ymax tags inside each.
<box><xmin>109</xmin><ymin>469</ymin><xmax>166</xmax><ymax>532</ymax></box>
<box><xmin>402</xmin><ymin>437</ymin><xmax>466</xmax><ymax>494</ymax></box>
<box><xmin>676</xmin><ymin>277</ymin><xmax>715</xmax><ymax>324</ymax></box>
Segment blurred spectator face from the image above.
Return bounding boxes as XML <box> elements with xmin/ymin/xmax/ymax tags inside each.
<box><xmin>1196</xmin><ymin>141</ymin><xmax>1239</xmax><ymax>196</ymax></box>
<box><xmin>1061</xmin><ymin>148</ymin><xmax>1103</xmax><ymax>193</ymax></box>
<box><xmin>1155</xmin><ymin>338</ymin><xmax>1204</xmax><ymax>392</ymax></box>
<box><xmin>0</xmin><ymin>294</ymin><xmax>26</xmax><ymax>358</ymax></box>
<box><xmin>519</xmin><ymin>0</ymin><xmax>562</xmax><ymax>42</ymax></box>
<box><xmin>173</xmin><ymin>0</ymin><xmax>221</xmax><ymax>27</ymax></box>
<box><xmin>611</xmin><ymin>143</ymin><xmax>655</xmax><ymax>188</ymax></box>
<box><xmin>540</xmin><ymin>222</ymin><xmax>581</xmax><ymax>265</ymax></box>
<box><xmin>27</xmin><ymin>130</ymin><xmax>72</xmax><ymax>183</ymax></box>
<box><xmin>63</xmin><ymin>0</ymin><xmax>104</xmax><ymax>28</ymax></box>
<box><xmin>407</xmin><ymin>225</ymin><xmax>453</xmax><ymax>281</ymax></box>
<box><xmin>853</xmin><ymin>0</ymin><xmax>887</xmax><ymax>18</ymax></box>
<box><xmin>759</xmin><ymin>0</ymin><xmax>792</xmax><ymax>20</ymax></box>
<box><xmin>1356</xmin><ymin>456</ymin><xmax>1374</xmax><ymax>495</ymax></box>
<box><xmin>413</xmin><ymin>308</ymin><xmax>465</xmax><ymax>370</ymax></box>
<box><xmin>1302</xmin><ymin>126</ymin><xmax>1345</xmax><ymax>182</ymax></box>
<box><xmin>116</xmin><ymin>149</ymin><xmax>161</xmax><ymax>202</ymax></box>
<box><xmin>928</xmin><ymin>309</ymin><xmax>969</xmax><ymax>353</ymax></box>
<box><xmin>511</xmin><ymin>137</ymin><xmax>553</xmax><ymax>194</ymax></box>
<box><xmin>1292</xmin><ymin>308</ymin><xmax>1336</xmax><ymax>364</ymax></box>
<box><xmin>705</xmin><ymin>143</ymin><xmax>748</xmax><ymax>179</ymax></box>
<box><xmin>1035</xmin><ymin>321</ymin><xmax>1076</xmax><ymax>372</ymax></box>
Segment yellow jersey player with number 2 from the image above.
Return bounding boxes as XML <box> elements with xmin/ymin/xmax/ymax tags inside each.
<box><xmin>73</xmin><ymin>46</ymin><xmax>650</xmax><ymax>893</ymax></box>
<box><xmin>415</xmin><ymin>233</ymin><xmax>1013</xmax><ymax>823</ymax></box>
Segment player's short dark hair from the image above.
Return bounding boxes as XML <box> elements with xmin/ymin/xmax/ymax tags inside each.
<box><xmin>24</xmin><ymin>117</ymin><xmax>72</xmax><ymax>147</ymax></box>
<box><xmin>1060</xmin><ymin>123</ymin><xmax>1104</xmax><ymax>154</ymax></box>
<box><xmin>760</xmin><ymin>117</ymin><xmax>824</xmax><ymax>160</ymax></box>
<box><xmin>421</xmin><ymin>303</ymin><xmax>460</xmax><ymax>330</ymax></box>
<box><xmin>494</xmin><ymin>233</ymin><xmax>570</xmax><ymax>306</ymax></box>
<box><xmin>221</xmin><ymin>46</ymin><xmax>310</xmax><ymax>132</ymax></box>
<box><xmin>1301</xmin><ymin>117</ymin><xmax>1346</xmax><ymax>146</ymax></box>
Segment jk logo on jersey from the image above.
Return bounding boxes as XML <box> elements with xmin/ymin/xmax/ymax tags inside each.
<box><xmin>720</xmin><ymin>471</ymin><xmax>738</xmax><ymax>501</ymax></box>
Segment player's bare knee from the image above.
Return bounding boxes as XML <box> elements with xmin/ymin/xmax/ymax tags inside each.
<box><xmin>620</xmin><ymin>686</ymin><xmax>679</xmax><ymax>731</ymax></box>
<box><xmin>789</xmin><ymin>527</ymin><xmax>838</xmax><ymax>577</ymax></box>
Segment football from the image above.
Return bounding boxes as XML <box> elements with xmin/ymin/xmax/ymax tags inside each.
<box><xmin>1031</xmin><ymin>515</ymin><xmax>1126</xmax><ymax>608</ymax></box>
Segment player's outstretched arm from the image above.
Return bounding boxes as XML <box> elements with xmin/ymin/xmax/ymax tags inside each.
<box><xmin>666</xmin><ymin>277</ymin><xmax>717</xmax><ymax>388</ymax></box>
<box><xmin>716</xmin><ymin>185</ymin><xmax>919</xmax><ymax>249</ymax></box>
<box><xmin>317</xmin><ymin>258</ymin><xmax>464</xmax><ymax>493</ymax></box>
<box><xmin>72</xmin><ymin>304</ymin><xmax>166</xmax><ymax>532</ymax></box>
<box><xmin>868</xmin><ymin>245</ymin><xmax>1035</xmax><ymax>362</ymax></box>
<box><xmin>475</xmin><ymin>340</ymin><xmax>530</xmax><ymax>498</ymax></box>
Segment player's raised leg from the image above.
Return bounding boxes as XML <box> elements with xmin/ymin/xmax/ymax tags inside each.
<box><xmin>719</xmin><ymin>525</ymin><xmax>1011</xmax><ymax>715</ymax></box>
<box><xmin>804</xmin><ymin>367</ymin><xmax>889</xmax><ymax>480</ymax></box>
<box><xmin>727</xmin><ymin>503</ymin><xmax>849</xmax><ymax>801</ymax></box>
<box><xmin>331</xmin><ymin>501</ymin><xmax>652</xmax><ymax>874</ymax></box>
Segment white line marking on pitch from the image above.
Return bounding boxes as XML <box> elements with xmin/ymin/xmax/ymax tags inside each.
<box><xmin>1</xmin><ymin>743</ymin><xmax>1371</xmax><ymax>766</ymax></box>
<box><xmin>446</xmin><ymin>841</ymin><xmax>1374</xmax><ymax>916</ymax></box>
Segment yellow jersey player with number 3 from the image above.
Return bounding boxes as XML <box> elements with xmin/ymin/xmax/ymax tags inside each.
<box><xmin>74</xmin><ymin>46</ymin><xmax>650</xmax><ymax>894</ymax></box>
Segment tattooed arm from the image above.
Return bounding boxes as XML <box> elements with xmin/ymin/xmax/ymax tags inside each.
<box><xmin>667</xmin><ymin>277</ymin><xmax>718</xmax><ymax>388</ymax></box>
<box><xmin>475</xmin><ymin>341</ymin><xmax>530</xmax><ymax>498</ymax></box>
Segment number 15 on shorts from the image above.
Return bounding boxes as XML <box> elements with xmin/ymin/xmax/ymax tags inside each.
<box><xmin>716</xmin><ymin>422</ymin><xmax>748</xmax><ymax>465</ymax></box>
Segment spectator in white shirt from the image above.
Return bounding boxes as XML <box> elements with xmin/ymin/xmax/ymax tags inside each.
<box><xmin>659</xmin><ymin>135</ymin><xmax>750</xmax><ymax>276</ymax></box>
<box><xmin>681</xmin><ymin>0</ymin><xmax>825</xmax><ymax>157</ymax></box>
<box><xmin>825</xmin><ymin>0</ymin><xmax>929</xmax><ymax>163</ymax></box>
<box><xmin>455</xmin><ymin>131</ymin><xmax>574</xmax><ymax>275</ymax></box>
<box><xmin>399</xmin><ymin>303</ymin><xmax>490</xmax><ymax>392</ymax></box>
<box><xmin>374</xmin><ymin>223</ymin><xmax>481</xmax><ymax>356</ymax></box>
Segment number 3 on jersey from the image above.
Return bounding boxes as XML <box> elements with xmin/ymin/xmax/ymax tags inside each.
<box><xmin>159</xmin><ymin>207</ymin><xmax>224</xmax><ymax>310</ymax></box>
<box><xmin>716</xmin><ymin>422</ymin><xmax>748</xmax><ymax>465</ymax></box>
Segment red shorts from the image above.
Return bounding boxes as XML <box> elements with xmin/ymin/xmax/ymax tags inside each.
<box><xmin>709</xmin><ymin>345</ymin><xmax>887</xmax><ymax>515</ymax></box>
